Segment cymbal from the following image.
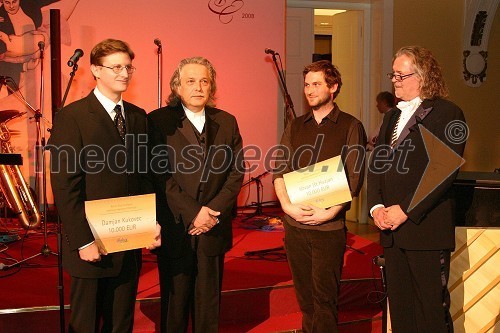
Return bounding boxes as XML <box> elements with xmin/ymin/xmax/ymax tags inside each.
<box><xmin>0</xmin><ymin>110</ymin><xmax>21</xmax><ymax>123</ymax></box>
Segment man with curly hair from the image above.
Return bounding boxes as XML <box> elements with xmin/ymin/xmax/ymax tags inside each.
<box><xmin>368</xmin><ymin>46</ymin><xmax>467</xmax><ymax>333</ymax></box>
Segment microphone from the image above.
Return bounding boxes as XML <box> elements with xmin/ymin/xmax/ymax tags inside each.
<box><xmin>154</xmin><ymin>38</ymin><xmax>162</xmax><ymax>47</ymax></box>
<box><xmin>38</xmin><ymin>41</ymin><xmax>45</xmax><ymax>51</ymax></box>
<box><xmin>67</xmin><ymin>49</ymin><xmax>84</xmax><ymax>67</ymax></box>
<box><xmin>0</xmin><ymin>76</ymin><xmax>12</xmax><ymax>86</ymax></box>
<box><xmin>264</xmin><ymin>48</ymin><xmax>278</xmax><ymax>55</ymax></box>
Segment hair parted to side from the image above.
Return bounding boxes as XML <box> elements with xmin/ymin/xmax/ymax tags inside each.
<box><xmin>395</xmin><ymin>46</ymin><xmax>448</xmax><ymax>99</ymax></box>
<box><xmin>167</xmin><ymin>56</ymin><xmax>217</xmax><ymax>107</ymax></box>
<box><xmin>90</xmin><ymin>39</ymin><xmax>135</xmax><ymax>66</ymax></box>
<box><xmin>303</xmin><ymin>60</ymin><xmax>342</xmax><ymax>99</ymax></box>
<box><xmin>376</xmin><ymin>91</ymin><xmax>396</xmax><ymax>107</ymax></box>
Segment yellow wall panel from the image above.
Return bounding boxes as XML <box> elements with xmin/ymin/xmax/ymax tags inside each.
<box><xmin>450</xmin><ymin>228</ymin><xmax>500</xmax><ymax>333</ymax></box>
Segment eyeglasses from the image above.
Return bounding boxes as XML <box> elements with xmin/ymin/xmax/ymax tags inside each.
<box><xmin>99</xmin><ymin>64</ymin><xmax>136</xmax><ymax>74</ymax></box>
<box><xmin>387</xmin><ymin>72</ymin><xmax>415</xmax><ymax>82</ymax></box>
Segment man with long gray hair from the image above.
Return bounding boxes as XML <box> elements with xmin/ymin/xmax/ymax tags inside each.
<box><xmin>148</xmin><ymin>56</ymin><xmax>244</xmax><ymax>332</ymax></box>
<box><xmin>368</xmin><ymin>46</ymin><xmax>467</xmax><ymax>333</ymax></box>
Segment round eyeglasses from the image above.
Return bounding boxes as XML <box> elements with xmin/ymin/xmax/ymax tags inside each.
<box><xmin>100</xmin><ymin>64</ymin><xmax>136</xmax><ymax>74</ymax></box>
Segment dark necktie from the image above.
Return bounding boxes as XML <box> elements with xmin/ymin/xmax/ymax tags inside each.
<box><xmin>390</xmin><ymin>113</ymin><xmax>401</xmax><ymax>147</ymax></box>
<box><xmin>114</xmin><ymin>104</ymin><xmax>126</xmax><ymax>141</ymax></box>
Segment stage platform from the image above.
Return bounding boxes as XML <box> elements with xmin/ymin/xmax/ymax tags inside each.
<box><xmin>0</xmin><ymin>211</ymin><xmax>384</xmax><ymax>332</ymax></box>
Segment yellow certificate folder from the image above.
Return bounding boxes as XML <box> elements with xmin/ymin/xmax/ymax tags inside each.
<box><xmin>85</xmin><ymin>193</ymin><xmax>156</xmax><ymax>253</ymax></box>
<box><xmin>283</xmin><ymin>156</ymin><xmax>352</xmax><ymax>208</ymax></box>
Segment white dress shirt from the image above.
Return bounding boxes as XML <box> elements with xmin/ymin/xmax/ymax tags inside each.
<box><xmin>394</xmin><ymin>96</ymin><xmax>422</xmax><ymax>138</ymax></box>
<box><xmin>79</xmin><ymin>88</ymin><xmax>125</xmax><ymax>251</ymax></box>
<box><xmin>369</xmin><ymin>96</ymin><xmax>422</xmax><ymax>217</ymax></box>
<box><xmin>182</xmin><ymin>104</ymin><xmax>206</xmax><ymax>133</ymax></box>
<box><xmin>94</xmin><ymin>87</ymin><xmax>125</xmax><ymax>121</ymax></box>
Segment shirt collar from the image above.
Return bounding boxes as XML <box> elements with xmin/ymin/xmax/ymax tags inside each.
<box><xmin>182</xmin><ymin>104</ymin><xmax>206</xmax><ymax>120</ymax></box>
<box><xmin>93</xmin><ymin>87</ymin><xmax>124</xmax><ymax>115</ymax></box>
<box><xmin>396</xmin><ymin>96</ymin><xmax>422</xmax><ymax>116</ymax></box>
<box><xmin>303</xmin><ymin>103</ymin><xmax>340</xmax><ymax>123</ymax></box>
<box><xmin>182</xmin><ymin>104</ymin><xmax>206</xmax><ymax>133</ymax></box>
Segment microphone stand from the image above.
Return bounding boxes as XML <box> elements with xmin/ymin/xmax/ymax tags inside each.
<box><xmin>156</xmin><ymin>42</ymin><xmax>162</xmax><ymax>108</ymax></box>
<box><xmin>269</xmin><ymin>52</ymin><xmax>296</xmax><ymax>127</ymax></box>
<box><xmin>241</xmin><ymin>171</ymin><xmax>285</xmax><ymax>256</ymax></box>
<box><xmin>36</xmin><ymin>43</ymin><xmax>57</xmax><ymax>258</ymax></box>
<box><xmin>245</xmin><ymin>52</ymin><xmax>297</xmax><ymax>256</ymax></box>
<box><xmin>242</xmin><ymin>171</ymin><xmax>275</xmax><ymax>221</ymax></box>
<box><xmin>60</xmin><ymin>62</ymin><xmax>79</xmax><ymax>109</ymax></box>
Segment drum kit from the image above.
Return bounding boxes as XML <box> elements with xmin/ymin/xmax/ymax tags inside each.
<box><xmin>1</xmin><ymin>16</ymin><xmax>67</xmax><ymax>330</ymax></box>
<box><xmin>0</xmin><ymin>85</ymin><xmax>56</xmax><ymax>272</ymax></box>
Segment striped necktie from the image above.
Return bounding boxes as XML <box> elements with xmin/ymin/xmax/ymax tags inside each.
<box><xmin>390</xmin><ymin>113</ymin><xmax>401</xmax><ymax>147</ymax></box>
<box><xmin>114</xmin><ymin>105</ymin><xmax>126</xmax><ymax>141</ymax></box>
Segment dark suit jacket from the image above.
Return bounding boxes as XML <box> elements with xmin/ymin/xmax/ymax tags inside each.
<box><xmin>367</xmin><ymin>98</ymin><xmax>466</xmax><ymax>250</ymax></box>
<box><xmin>147</xmin><ymin>105</ymin><xmax>244</xmax><ymax>258</ymax></box>
<box><xmin>49</xmin><ymin>92</ymin><xmax>151</xmax><ymax>278</ymax></box>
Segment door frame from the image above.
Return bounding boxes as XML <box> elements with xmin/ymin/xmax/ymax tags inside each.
<box><xmin>287</xmin><ymin>0</ymin><xmax>394</xmax><ymax>125</ymax></box>
<box><xmin>286</xmin><ymin>0</ymin><xmax>394</xmax><ymax>223</ymax></box>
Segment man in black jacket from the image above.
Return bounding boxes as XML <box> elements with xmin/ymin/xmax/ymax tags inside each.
<box><xmin>50</xmin><ymin>39</ymin><xmax>160</xmax><ymax>332</ymax></box>
<box><xmin>148</xmin><ymin>56</ymin><xmax>243</xmax><ymax>333</ymax></box>
<box><xmin>368</xmin><ymin>46</ymin><xmax>467</xmax><ymax>333</ymax></box>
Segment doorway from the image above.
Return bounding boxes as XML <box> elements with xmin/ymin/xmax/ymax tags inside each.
<box><xmin>285</xmin><ymin>0</ymin><xmax>394</xmax><ymax>224</ymax></box>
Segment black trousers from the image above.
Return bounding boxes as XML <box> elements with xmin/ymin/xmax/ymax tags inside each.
<box><xmin>385</xmin><ymin>246</ymin><xmax>453</xmax><ymax>333</ymax></box>
<box><xmin>284</xmin><ymin>223</ymin><xmax>346</xmax><ymax>333</ymax></box>
<box><xmin>157</xmin><ymin>246</ymin><xmax>224</xmax><ymax>333</ymax></box>
<box><xmin>68</xmin><ymin>251</ymin><xmax>141</xmax><ymax>333</ymax></box>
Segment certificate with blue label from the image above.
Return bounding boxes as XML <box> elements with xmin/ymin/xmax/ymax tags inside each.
<box><xmin>85</xmin><ymin>193</ymin><xmax>156</xmax><ymax>253</ymax></box>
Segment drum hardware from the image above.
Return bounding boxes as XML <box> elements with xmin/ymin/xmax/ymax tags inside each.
<box><xmin>0</xmin><ymin>48</ymin><xmax>56</xmax><ymax>271</ymax></box>
<box><xmin>1</xmin><ymin>14</ymin><xmax>67</xmax><ymax>332</ymax></box>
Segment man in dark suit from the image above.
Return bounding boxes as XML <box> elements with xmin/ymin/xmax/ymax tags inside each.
<box><xmin>368</xmin><ymin>46</ymin><xmax>467</xmax><ymax>333</ymax></box>
<box><xmin>367</xmin><ymin>91</ymin><xmax>396</xmax><ymax>150</ymax></box>
<box><xmin>148</xmin><ymin>56</ymin><xmax>244</xmax><ymax>333</ymax></box>
<box><xmin>49</xmin><ymin>39</ymin><xmax>160</xmax><ymax>332</ymax></box>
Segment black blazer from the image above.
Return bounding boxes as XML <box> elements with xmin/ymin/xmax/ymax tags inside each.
<box><xmin>367</xmin><ymin>98</ymin><xmax>466</xmax><ymax>250</ymax></box>
<box><xmin>148</xmin><ymin>105</ymin><xmax>244</xmax><ymax>258</ymax></box>
<box><xmin>49</xmin><ymin>92</ymin><xmax>151</xmax><ymax>278</ymax></box>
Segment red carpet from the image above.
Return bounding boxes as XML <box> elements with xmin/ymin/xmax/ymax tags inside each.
<box><xmin>0</xmin><ymin>214</ymin><xmax>383</xmax><ymax>332</ymax></box>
